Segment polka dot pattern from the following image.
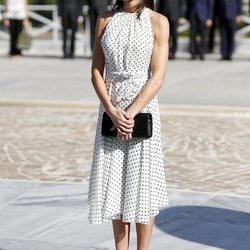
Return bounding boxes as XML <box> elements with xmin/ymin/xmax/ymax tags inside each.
<box><xmin>87</xmin><ymin>8</ymin><xmax>168</xmax><ymax>224</ymax></box>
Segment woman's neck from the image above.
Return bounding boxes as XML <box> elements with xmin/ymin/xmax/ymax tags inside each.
<box><xmin>123</xmin><ymin>0</ymin><xmax>143</xmax><ymax>13</ymax></box>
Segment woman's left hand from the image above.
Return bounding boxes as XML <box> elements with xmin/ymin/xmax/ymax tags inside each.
<box><xmin>22</xmin><ymin>18</ymin><xmax>29</xmax><ymax>29</ymax></box>
<box><xmin>3</xmin><ymin>18</ymin><xmax>10</xmax><ymax>28</ymax></box>
<box><xmin>117</xmin><ymin>110</ymin><xmax>135</xmax><ymax>141</ymax></box>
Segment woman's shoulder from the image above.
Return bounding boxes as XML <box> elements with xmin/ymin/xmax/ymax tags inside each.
<box><xmin>98</xmin><ymin>10</ymin><xmax>115</xmax><ymax>25</ymax></box>
<box><xmin>148</xmin><ymin>10</ymin><xmax>169</xmax><ymax>32</ymax></box>
<box><xmin>96</xmin><ymin>10</ymin><xmax>116</xmax><ymax>36</ymax></box>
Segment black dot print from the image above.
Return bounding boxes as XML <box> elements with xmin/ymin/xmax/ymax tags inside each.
<box><xmin>87</xmin><ymin>8</ymin><xmax>168</xmax><ymax>224</ymax></box>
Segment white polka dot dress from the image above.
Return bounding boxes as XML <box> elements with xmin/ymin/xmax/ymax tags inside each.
<box><xmin>87</xmin><ymin>7</ymin><xmax>168</xmax><ymax>224</ymax></box>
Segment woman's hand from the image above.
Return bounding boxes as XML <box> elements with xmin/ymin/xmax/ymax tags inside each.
<box><xmin>58</xmin><ymin>16</ymin><xmax>62</xmax><ymax>24</ymax></box>
<box><xmin>3</xmin><ymin>18</ymin><xmax>10</xmax><ymax>28</ymax></box>
<box><xmin>108</xmin><ymin>108</ymin><xmax>134</xmax><ymax>141</ymax></box>
<box><xmin>236</xmin><ymin>15</ymin><xmax>241</xmax><ymax>24</ymax></box>
<box><xmin>205</xmin><ymin>19</ymin><xmax>213</xmax><ymax>28</ymax></box>
<box><xmin>22</xmin><ymin>18</ymin><xmax>29</xmax><ymax>30</ymax></box>
<box><xmin>121</xmin><ymin>109</ymin><xmax>136</xmax><ymax>141</ymax></box>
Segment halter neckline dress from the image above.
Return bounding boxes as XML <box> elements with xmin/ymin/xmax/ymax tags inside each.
<box><xmin>87</xmin><ymin>7</ymin><xmax>168</xmax><ymax>224</ymax></box>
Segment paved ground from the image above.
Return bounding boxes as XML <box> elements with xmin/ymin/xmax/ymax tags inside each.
<box><xmin>0</xmin><ymin>53</ymin><xmax>250</xmax><ymax>249</ymax></box>
<box><xmin>0</xmin><ymin>53</ymin><xmax>250</xmax><ymax>106</ymax></box>
<box><xmin>1</xmin><ymin>104</ymin><xmax>250</xmax><ymax>196</ymax></box>
<box><xmin>0</xmin><ymin>179</ymin><xmax>250</xmax><ymax>250</ymax></box>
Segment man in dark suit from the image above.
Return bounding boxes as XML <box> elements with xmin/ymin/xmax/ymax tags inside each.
<box><xmin>186</xmin><ymin>0</ymin><xmax>214</xmax><ymax>60</ymax></box>
<box><xmin>88</xmin><ymin>0</ymin><xmax>108</xmax><ymax>53</ymax></box>
<box><xmin>217</xmin><ymin>0</ymin><xmax>242</xmax><ymax>60</ymax></box>
<box><xmin>58</xmin><ymin>0</ymin><xmax>83</xmax><ymax>58</ymax></box>
<box><xmin>208</xmin><ymin>0</ymin><xmax>220</xmax><ymax>53</ymax></box>
<box><xmin>158</xmin><ymin>0</ymin><xmax>184</xmax><ymax>59</ymax></box>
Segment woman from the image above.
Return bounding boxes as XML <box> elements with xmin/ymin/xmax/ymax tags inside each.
<box><xmin>88</xmin><ymin>0</ymin><xmax>169</xmax><ymax>249</ymax></box>
<box><xmin>3</xmin><ymin>0</ymin><xmax>28</xmax><ymax>57</ymax></box>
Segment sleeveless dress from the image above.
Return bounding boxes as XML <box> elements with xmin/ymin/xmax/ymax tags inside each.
<box><xmin>87</xmin><ymin>8</ymin><xmax>168</xmax><ymax>224</ymax></box>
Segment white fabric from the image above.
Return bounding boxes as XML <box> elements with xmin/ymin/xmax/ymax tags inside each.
<box><xmin>6</xmin><ymin>0</ymin><xmax>26</xmax><ymax>19</ymax></box>
<box><xmin>87</xmin><ymin>8</ymin><xmax>168</xmax><ymax>224</ymax></box>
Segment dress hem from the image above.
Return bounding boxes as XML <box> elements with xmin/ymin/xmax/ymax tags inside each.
<box><xmin>88</xmin><ymin>200</ymin><xmax>168</xmax><ymax>225</ymax></box>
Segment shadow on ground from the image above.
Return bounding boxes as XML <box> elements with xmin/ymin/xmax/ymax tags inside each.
<box><xmin>155</xmin><ymin>206</ymin><xmax>250</xmax><ymax>250</ymax></box>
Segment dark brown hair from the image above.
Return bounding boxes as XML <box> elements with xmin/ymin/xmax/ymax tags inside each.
<box><xmin>113</xmin><ymin>0</ymin><xmax>154</xmax><ymax>15</ymax></box>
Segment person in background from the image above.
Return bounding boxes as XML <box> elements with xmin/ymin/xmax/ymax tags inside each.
<box><xmin>207</xmin><ymin>0</ymin><xmax>220</xmax><ymax>53</ymax></box>
<box><xmin>3</xmin><ymin>0</ymin><xmax>28</xmax><ymax>58</ymax></box>
<box><xmin>158</xmin><ymin>0</ymin><xmax>184</xmax><ymax>60</ymax></box>
<box><xmin>58</xmin><ymin>0</ymin><xmax>83</xmax><ymax>59</ymax></box>
<box><xmin>88</xmin><ymin>0</ymin><xmax>108</xmax><ymax>53</ymax></box>
<box><xmin>186</xmin><ymin>0</ymin><xmax>214</xmax><ymax>60</ymax></box>
<box><xmin>217</xmin><ymin>0</ymin><xmax>242</xmax><ymax>61</ymax></box>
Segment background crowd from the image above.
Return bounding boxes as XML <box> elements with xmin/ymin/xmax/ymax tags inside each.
<box><xmin>0</xmin><ymin>0</ymin><xmax>250</xmax><ymax>60</ymax></box>
<box><xmin>158</xmin><ymin>0</ymin><xmax>244</xmax><ymax>61</ymax></box>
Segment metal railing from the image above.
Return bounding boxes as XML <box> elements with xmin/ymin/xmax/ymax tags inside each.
<box><xmin>0</xmin><ymin>5</ymin><xmax>91</xmax><ymax>55</ymax></box>
<box><xmin>0</xmin><ymin>5</ymin><xmax>90</xmax><ymax>41</ymax></box>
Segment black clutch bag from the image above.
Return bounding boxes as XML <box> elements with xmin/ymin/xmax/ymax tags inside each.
<box><xmin>101</xmin><ymin>112</ymin><xmax>153</xmax><ymax>138</ymax></box>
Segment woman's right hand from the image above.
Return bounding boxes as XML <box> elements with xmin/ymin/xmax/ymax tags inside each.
<box><xmin>4</xmin><ymin>18</ymin><xmax>10</xmax><ymax>28</ymax></box>
<box><xmin>107</xmin><ymin>108</ymin><xmax>134</xmax><ymax>140</ymax></box>
<box><xmin>23</xmin><ymin>18</ymin><xmax>29</xmax><ymax>28</ymax></box>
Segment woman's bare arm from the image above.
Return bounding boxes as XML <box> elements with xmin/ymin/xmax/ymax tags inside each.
<box><xmin>91</xmin><ymin>12</ymin><xmax>134</xmax><ymax>137</ymax></box>
<box><xmin>91</xmin><ymin>12</ymin><xmax>111</xmax><ymax>112</ymax></box>
<box><xmin>126</xmin><ymin>12</ymin><xmax>169</xmax><ymax>118</ymax></box>
<box><xmin>3</xmin><ymin>0</ymin><xmax>9</xmax><ymax>27</ymax></box>
<box><xmin>23</xmin><ymin>0</ymin><xmax>29</xmax><ymax>25</ymax></box>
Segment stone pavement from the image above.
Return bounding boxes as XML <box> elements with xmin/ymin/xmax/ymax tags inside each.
<box><xmin>0</xmin><ymin>54</ymin><xmax>250</xmax><ymax>106</ymax></box>
<box><xmin>0</xmin><ymin>179</ymin><xmax>250</xmax><ymax>250</ymax></box>
<box><xmin>1</xmin><ymin>103</ymin><xmax>250</xmax><ymax>197</ymax></box>
<box><xmin>0</xmin><ymin>55</ymin><xmax>250</xmax><ymax>249</ymax></box>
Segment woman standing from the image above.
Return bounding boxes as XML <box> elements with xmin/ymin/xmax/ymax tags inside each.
<box><xmin>88</xmin><ymin>0</ymin><xmax>169</xmax><ymax>249</ymax></box>
<box><xmin>3</xmin><ymin>0</ymin><xmax>28</xmax><ymax>57</ymax></box>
